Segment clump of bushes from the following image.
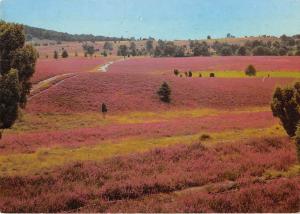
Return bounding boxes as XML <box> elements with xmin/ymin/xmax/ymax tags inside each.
<box><xmin>210</xmin><ymin>73</ymin><xmax>215</xmax><ymax>77</ymax></box>
<box><xmin>245</xmin><ymin>65</ymin><xmax>257</xmax><ymax>76</ymax></box>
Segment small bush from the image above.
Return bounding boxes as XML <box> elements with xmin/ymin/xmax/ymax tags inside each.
<box><xmin>210</xmin><ymin>73</ymin><xmax>215</xmax><ymax>78</ymax></box>
<box><xmin>61</xmin><ymin>50</ymin><xmax>68</xmax><ymax>58</ymax></box>
<box><xmin>54</xmin><ymin>51</ymin><xmax>58</xmax><ymax>59</ymax></box>
<box><xmin>200</xmin><ymin>134</ymin><xmax>211</xmax><ymax>141</ymax></box>
<box><xmin>245</xmin><ymin>65</ymin><xmax>257</xmax><ymax>76</ymax></box>
<box><xmin>174</xmin><ymin>69</ymin><xmax>179</xmax><ymax>76</ymax></box>
<box><xmin>157</xmin><ymin>82</ymin><xmax>171</xmax><ymax>103</ymax></box>
<box><xmin>101</xmin><ymin>103</ymin><xmax>108</xmax><ymax>114</ymax></box>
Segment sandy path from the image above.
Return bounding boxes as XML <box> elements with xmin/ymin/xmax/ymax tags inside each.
<box><xmin>97</xmin><ymin>58</ymin><xmax>126</xmax><ymax>72</ymax></box>
<box><xmin>29</xmin><ymin>73</ymin><xmax>79</xmax><ymax>100</ymax></box>
<box><xmin>29</xmin><ymin>58</ymin><xmax>126</xmax><ymax>100</ymax></box>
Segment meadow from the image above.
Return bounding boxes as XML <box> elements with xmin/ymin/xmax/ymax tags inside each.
<box><xmin>0</xmin><ymin>56</ymin><xmax>300</xmax><ymax>212</ymax></box>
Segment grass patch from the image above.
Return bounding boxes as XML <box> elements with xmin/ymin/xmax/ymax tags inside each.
<box><xmin>10</xmin><ymin>106</ymin><xmax>270</xmax><ymax>133</ymax></box>
<box><xmin>111</xmin><ymin>108</ymin><xmax>221</xmax><ymax>124</ymax></box>
<box><xmin>263</xmin><ymin>164</ymin><xmax>300</xmax><ymax>179</ymax></box>
<box><xmin>8</xmin><ymin>112</ymin><xmax>109</xmax><ymax>133</ymax></box>
<box><xmin>0</xmin><ymin>125</ymin><xmax>286</xmax><ymax>176</ymax></box>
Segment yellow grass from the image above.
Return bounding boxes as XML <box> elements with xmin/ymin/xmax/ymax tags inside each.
<box><xmin>10</xmin><ymin>106</ymin><xmax>270</xmax><ymax>133</ymax></box>
<box><xmin>0</xmin><ymin>125</ymin><xmax>285</xmax><ymax>176</ymax></box>
<box><xmin>264</xmin><ymin>164</ymin><xmax>300</xmax><ymax>179</ymax></box>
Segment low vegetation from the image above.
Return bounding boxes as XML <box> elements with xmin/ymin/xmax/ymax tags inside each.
<box><xmin>1</xmin><ymin>20</ymin><xmax>300</xmax><ymax>213</ymax></box>
<box><xmin>0</xmin><ymin>137</ymin><xmax>298</xmax><ymax>212</ymax></box>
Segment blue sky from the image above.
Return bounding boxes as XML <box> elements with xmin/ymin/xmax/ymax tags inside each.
<box><xmin>1</xmin><ymin>0</ymin><xmax>300</xmax><ymax>40</ymax></box>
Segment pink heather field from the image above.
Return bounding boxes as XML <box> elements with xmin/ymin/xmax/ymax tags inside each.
<box><xmin>1</xmin><ymin>2</ymin><xmax>300</xmax><ymax>212</ymax></box>
<box><xmin>1</xmin><ymin>55</ymin><xmax>300</xmax><ymax>212</ymax></box>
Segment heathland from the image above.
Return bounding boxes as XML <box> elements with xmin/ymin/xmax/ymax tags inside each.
<box><xmin>0</xmin><ymin>24</ymin><xmax>299</xmax><ymax>212</ymax></box>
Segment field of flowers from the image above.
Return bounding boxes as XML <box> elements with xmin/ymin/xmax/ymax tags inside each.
<box><xmin>27</xmin><ymin>70</ymin><xmax>293</xmax><ymax>113</ymax></box>
<box><xmin>0</xmin><ymin>56</ymin><xmax>299</xmax><ymax>212</ymax></box>
<box><xmin>0</xmin><ymin>138</ymin><xmax>299</xmax><ymax>212</ymax></box>
<box><xmin>109</xmin><ymin>56</ymin><xmax>300</xmax><ymax>74</ymax></box>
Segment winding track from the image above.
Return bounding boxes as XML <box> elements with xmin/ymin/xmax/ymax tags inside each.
<box><xmin>29</xmin><ymin>59</ymin><xmax>122</xmax><ymax>100</ymax></box>
<box><xmin>28</xmin><ymin>73</ymin><xmax>79</xmax><ymax>100</ymax></box>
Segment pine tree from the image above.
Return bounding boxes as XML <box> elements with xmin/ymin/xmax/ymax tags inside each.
<box><xmin>245</xmin><ymin>65</ymin><xmax>257</xmax><ymax>76</ymax></box>
<box><xmin>0</xmin><ymin>21</ymin><xmax>37</xmax><ymax>138</ymax></box>
<box><xmin>157</xmin><ymin>82</ymin><xmax>171</xmax><ymax>103</ymax></box>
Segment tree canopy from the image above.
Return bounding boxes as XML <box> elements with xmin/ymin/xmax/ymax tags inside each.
<box><xmin>0</xmin><ymin>21</ymin><xmax>37</xmax><ymax>138</ymax></box>
<box><xmin>271</xmin><ymin>82</ymin><xmax>300</xmax><ymax>137</ymax></box>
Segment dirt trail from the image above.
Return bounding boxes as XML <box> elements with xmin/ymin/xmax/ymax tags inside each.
<box><xmin>29</xmin><ymin>58</ymin><xmax>126</xmax><ymax>100</ymax></box>
<box><xmin>97</xmin><ymin>58</ymin><xmax>125</xmax><ymax>72</ymax></box>
<box><xmin>29</xmin><ymin>73</ymin><xmax>79</xmax><ymax>100</ymax></box>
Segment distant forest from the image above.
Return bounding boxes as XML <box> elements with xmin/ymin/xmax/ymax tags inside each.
<box><xmin>24</xmin><ymin>25</ymin><xmax>128</xmax><ymax>42</ymax></box>
<box><xmin>24</xmin><ymin>24</ymin><xmax>300</xmax><ymax>57</ymax></box>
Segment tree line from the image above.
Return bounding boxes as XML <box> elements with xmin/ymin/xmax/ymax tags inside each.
<box><xmin>24</xmin><ymin>25</ymin><xmax>128</xmax><ymax>42</ymax></box>
<box><xmin>115</xmin><ymin>36</ymin><xmax>300</xmax><ymax>58</ymax></box>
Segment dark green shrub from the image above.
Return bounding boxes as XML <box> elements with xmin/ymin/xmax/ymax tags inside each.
<box><xmin>54</xmin><ymin>51</ymin><xmax>58</xmax><ymax>59</ymax></box>
<box><xmin>157</xmin><ymin>82</ymin><xmax>171</xmax><ymax>103</ymax></box>
<box><xmin>174</xmin><ymin>69</ymin><xmax>179</xmax><ymax>76</ymax></box>
<box><xmin>245</xmin><ymin>65</ymin><xmax>257</xmax><ymax>76</ymax></box>
<box><xmin>101</xmin><ymin>103</ymin><xmax>108</xmax><ymax>118</ymax></box>
<box><xmin>271</xmin><ymin>82</ymin><xmax>300</xmax><ymax>137</ymax></box>
<box><xmin>61</xmin><ymin>50</ymin><xmax>68</xmax><ymax>58</ymax></box>
<box><xmin>200</xmin><ymin>134</ymin><xmax>211</xmax><ymax>141</ymax></box>
<box><xmin>0</xmin><ymin>21</ymin><xmax>37</xmax><ymax>138</ymax></box>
